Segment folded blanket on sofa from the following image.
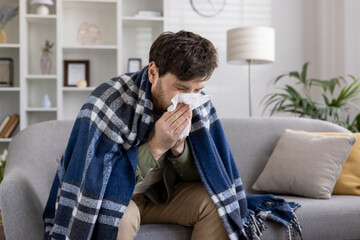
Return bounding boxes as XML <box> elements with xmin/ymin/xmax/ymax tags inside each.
<box><xmin>43</xmin><ymin>66</ymin><xmax>302</xmax><ymax>240</ymax></box>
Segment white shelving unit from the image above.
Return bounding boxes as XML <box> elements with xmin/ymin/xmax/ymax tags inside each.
<box><xmin>0</xmin><ymin>0</ymin><xmax>20</xmax><ymax>152</ymax></box>
<box><xmin>0</xmin><ymin>139</ymin><xmax>12</xmax><ymax>143</ymax></box>
<box><xmin>0</xmin><ymin>0</ymin><xmax>165</xmax><ymax>151</ymax></box>
<box><xmin>60</xmin><ymin>0</ymin><xmax>120</xmax><ymax>120</ymax></box>
<box><xmin>0</xmin><ymin>44</ymin><xmax>20</xmax><ymax>48</ymax></box>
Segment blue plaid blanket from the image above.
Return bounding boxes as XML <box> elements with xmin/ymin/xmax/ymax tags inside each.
<box><xmin>43</xmin><ymin>67</ymin><xmax>302</xmax><ymax>240</ymax></box>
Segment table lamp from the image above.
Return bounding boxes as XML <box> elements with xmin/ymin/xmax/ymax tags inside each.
<box><xmin>227</xmin><ymin>26</ymin><xmax>275</xmax><ymax>116</ymax></box>
<box><xmin>31</xmin><ymin>0</ymin><xmax>54</xmax><ymax>15</ymax></box>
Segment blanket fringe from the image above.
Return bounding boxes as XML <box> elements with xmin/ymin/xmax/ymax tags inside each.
<box><xmin>244</xmin><ymin>212</ymin><xmax>303</xmax><ymax>240</ymax></box>
<box><xmin>243</xmin><ymin>212</ymin><xmax>267</xmax><ymax>240</ymax></box>
<box><xmin>287</xmin><ymin>214</ymin><xmax>303</xmax><ymax>240</ymax></box>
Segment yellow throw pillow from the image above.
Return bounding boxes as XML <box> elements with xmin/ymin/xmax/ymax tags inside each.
<box><xmin>294</xmin><ymin>131</ymin><xmax>360</xmax><ymax>195</ymax></box>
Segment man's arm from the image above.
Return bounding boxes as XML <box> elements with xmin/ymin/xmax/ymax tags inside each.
<box><xmin>167</xmin><ymin>140</ymin><xmax>200</xmax><ymax>181</ymax></box>
<box><xmin>136</xmin><ymin>143</ymin><xmax>160</xmax><ymax>183</ymax></box>
<box><xmin>136</xmin><ymin>140</ymin><xmax>200</xmax><ymax>183</ymax></box>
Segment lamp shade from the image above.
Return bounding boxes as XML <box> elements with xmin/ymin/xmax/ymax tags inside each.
<box><xmin>227</xmin><ymin>26</ymin><xmax>275</xmax><ymax>65</ymax></box>
<box><xmin>31</xmin><ymin>0</ymin><xmax>53</xmax><ymax>5</ymax></box>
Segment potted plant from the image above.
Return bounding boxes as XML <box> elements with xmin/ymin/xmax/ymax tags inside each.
<box><xmin>262</xmin><ymin>62</ymin><xmax>360</xmax><ymax>132</ymax></box>
<box><xmin>0</xmin><ymin>149</ymin><xmax>7</xmax><ymax>183</ymax></box>
<box><xmin>0</xmin><ymin>6</ymin><xmax>19</xmax><ymax>44</ymax></box>
<box><xmin>40</xmin><ymin>40</ymin><xmax>54</xmax><ymax>74</ymax></box>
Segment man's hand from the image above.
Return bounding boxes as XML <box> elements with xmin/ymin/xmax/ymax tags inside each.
<box><xmin>148</xmin><ymin>103</ymin><xmax>191</xmax><ymax>160</ymax></box>
<box><xmin>170</xmin><ymin>108</ymin><xmax>192</xmax><ymax>157</ymax></box>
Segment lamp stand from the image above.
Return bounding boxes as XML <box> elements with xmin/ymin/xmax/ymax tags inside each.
<box><xmin>247</xmin><ymin>59</ymin><xmax>253</xmax><ymax>117</ymax></box>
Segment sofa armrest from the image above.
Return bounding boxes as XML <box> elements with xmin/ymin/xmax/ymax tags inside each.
<box><xmin>0</xmin><ymin>171</ymin><xmax>45</xmax><ymax>240</ymax></box>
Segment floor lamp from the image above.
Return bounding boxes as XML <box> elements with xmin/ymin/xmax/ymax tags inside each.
<box><xmin>227</xmin><ymin>26</ymin><xmax>275</xmax><ymax>117</ymax></box>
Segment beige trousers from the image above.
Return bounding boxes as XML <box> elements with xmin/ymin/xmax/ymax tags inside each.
<box><xmin>117</xmin><ymin>182</ymin><xmax>229</xmax><ymax>240</ymax></box>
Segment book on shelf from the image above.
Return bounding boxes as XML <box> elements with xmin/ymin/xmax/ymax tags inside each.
<box><xmin>0</xmin><ymin>116</ymin><xmax>11</xmax><ymax>135</ymax></box>
<box><xmin>0</xmin><ymin>114</ymin><xmax>19</xmax><ymax>138</ymax></box>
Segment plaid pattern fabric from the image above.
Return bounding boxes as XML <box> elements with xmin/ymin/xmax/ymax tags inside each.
<box><xmin>43</xmin><ymin>69</ymin><xmax>155</xmax><ymax>240</ymax></box>
<box><xmin>188</xmin><ymin>103</ymin><xmax>248</xmax><ymax>239</ymax></box>
<box><xmin>43</xmin><ymin>66</ymin><xmax>301</xmax><ymax>240</ymax></box>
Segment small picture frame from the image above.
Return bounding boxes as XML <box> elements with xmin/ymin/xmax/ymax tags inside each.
<box><xmin>128</xmin><ymin>58</ymin><xmax>142</xmax><ymax>73</ymax></box>
<box><xmin>0</xmin><ymin>58</ymin><xmax>14</xmax><ymax>87</ymax></box>
<box><xmin>64</xmin><ymin>60</ymin><xmax>90</xmax><ymax>87</ymax></box>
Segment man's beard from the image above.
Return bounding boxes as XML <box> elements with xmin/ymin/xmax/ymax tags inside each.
<box><xmin>152</xmin><ymin>81</ymin><xmax>167</xmax><ymax>115</ymax></box>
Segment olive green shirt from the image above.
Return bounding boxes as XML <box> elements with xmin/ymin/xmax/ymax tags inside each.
<box><xmin>136</xmin><ymin>140</ymin><xmax>200</xmax><ymax>204</ymax></box>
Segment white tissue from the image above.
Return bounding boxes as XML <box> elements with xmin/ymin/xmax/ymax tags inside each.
<box><xmin>167</xmin><ymin>93</ymin><xmax>211</xmax><ymax>139</ymax></box>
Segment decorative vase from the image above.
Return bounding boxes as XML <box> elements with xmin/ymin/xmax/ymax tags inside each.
<box><xmin>40</xmin><ymin>51</ymin><xmax>52</xmax><ymax>74</ymax></box>
<box><xmin>41</xmin><ymin>94</ymin><xmax>52</xmax><ymax>108</ymax></box>
<box><xmin>36</xmin><ymin>5</ymin><xmax>50</xmax><ymax>16</ymax></box>
<box><xmin>0</xmin><ymin>29</ymin><xmax>7</xmax><ymax>44</ymax></box>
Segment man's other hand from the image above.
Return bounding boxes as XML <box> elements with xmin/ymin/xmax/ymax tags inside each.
<box><xmin>148</xmin><ymin>103</ymin><xmax>191</xmax><ymax>160</ymax></box>
<box><xmin>170</xmin><ymin>107</ymin><xmax>192</xmax><ymax>157</ymax></box>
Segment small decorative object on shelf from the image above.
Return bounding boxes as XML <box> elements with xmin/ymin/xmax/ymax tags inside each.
<box><xmin>41</xmin><ymin>93</ymin><xmax>52</xmax><ymax>108</ymax></box>
<box><xmin>31</xmin><ymin>0</ymin><xmax>54</xmax><ymax>16</ymax></box>
<box><xmin>77</xmin><ymin>22</ymin><xmax>101</xmax><ymax>45</ymax></box>
<box><xmin>0</xmin><ymin>58</ymin><xmax>14</xmax><ymax>87</ymax></box>
<box><xmin>64</xmin><ymin>60</ymin><xmax>90</xmax><ymax>87</ymax></box>
<box><xmin>0</xmin><ymin>149</ymin><xmax>7</xmax><ymax>183</ymax></box>
<box><xmin>77</xmin><ymin>79</ymin><xmax>88</xmax><ymax>88</ymax></box>
<box><xmin>0</xmin><ymin>6</ymin><xmax>19</xmax><ymax>44</ymax></box>
<box><xmin>40</xmin><ymin>40</ymin><xmax>54</xmax><ymax>75</ymax></box>
<box><xmin>128</xmin><ymin>58</ymin><xmax>142</xmax><ymax>73</ymax></box>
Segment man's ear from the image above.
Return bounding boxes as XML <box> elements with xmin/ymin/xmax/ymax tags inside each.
<box><xmin>148</xmin><ymin>62</ymin><xmax>158</xmax><ymax>84</ymax></box>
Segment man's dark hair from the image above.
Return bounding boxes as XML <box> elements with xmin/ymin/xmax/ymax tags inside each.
<box><xmin>149</xmin><ymin>30</ymin><xmax>218</xmax><ymax>81</ymax></box>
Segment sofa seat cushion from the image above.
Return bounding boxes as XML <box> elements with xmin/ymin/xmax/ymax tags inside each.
<box><xmin>281</xmin><ymin>195</ymin><xmax>360</xmax><ymax>240</ymax></box>
<box><xmin>135</xmin><ymin>196</ymin><xmax>360</xmax><ymax>240</ymax></box>
<box><xmin>257</xmin><ymin>195</ymin><xmax>360</xmax><ymax>240</ymax></box>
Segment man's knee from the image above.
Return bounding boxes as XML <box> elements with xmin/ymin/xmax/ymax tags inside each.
<box><xmin>186</xmin><ymin>183</ymin><xmax>228</xmax><ymax>239</ymax></box>
<box><xmin>117</xmin><ymin>200</ymin><xmax>141</xmax><ymax>240</ymax></box>
<box><xmin>198</xmin><ymin>191</ymin><xmax>218</xmax><ymax>219</ymax></box>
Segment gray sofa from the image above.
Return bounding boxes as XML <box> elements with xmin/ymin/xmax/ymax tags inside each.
<box><xmin>1</xmin><ymin>117</ymin><xmax>360</xmax><ymax>240</ymax></box>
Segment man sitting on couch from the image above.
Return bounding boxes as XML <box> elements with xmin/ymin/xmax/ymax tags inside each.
<box><xmin>115</xmin><ymin>31</ymin><xmax>228</xmax><ymax>239</ymax></box>
<box><xmin>43</xmin><ymin>31</ymin><xmax>301</xmax><ymax>240</ymax></box>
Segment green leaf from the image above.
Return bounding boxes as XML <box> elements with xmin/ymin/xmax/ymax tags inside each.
<box><xmin>322</xmin><ymin>94</ymin><xmax>330</xmax><ymax>105</ymax></box>
<box><xmin>328</xmin><ymin>77</ymin><xmax>341</xmax><ymax>95</ymax></box>
<box><xmin>289</xmin><ymin>71</ymin><xmax>301</xmax><ymax>81</ymax></box>
<box><xmin>311</xmin><ymin>79</ymin><xmax>328</xmax><ymax>92</ymax></box>
<box><xmin>284</xmin><ymin>85</ymin><xmax>302</xmax><ymax>99</ymax></box>
<box><xmin>301</xmin><ymin>62</ymin><xmax>310</xmax><ymax>85</ymax></box>
<box><xmin>274</xmin><ymin>74</ymin><xmax>287</xmax><ymax>84</ymax></box>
